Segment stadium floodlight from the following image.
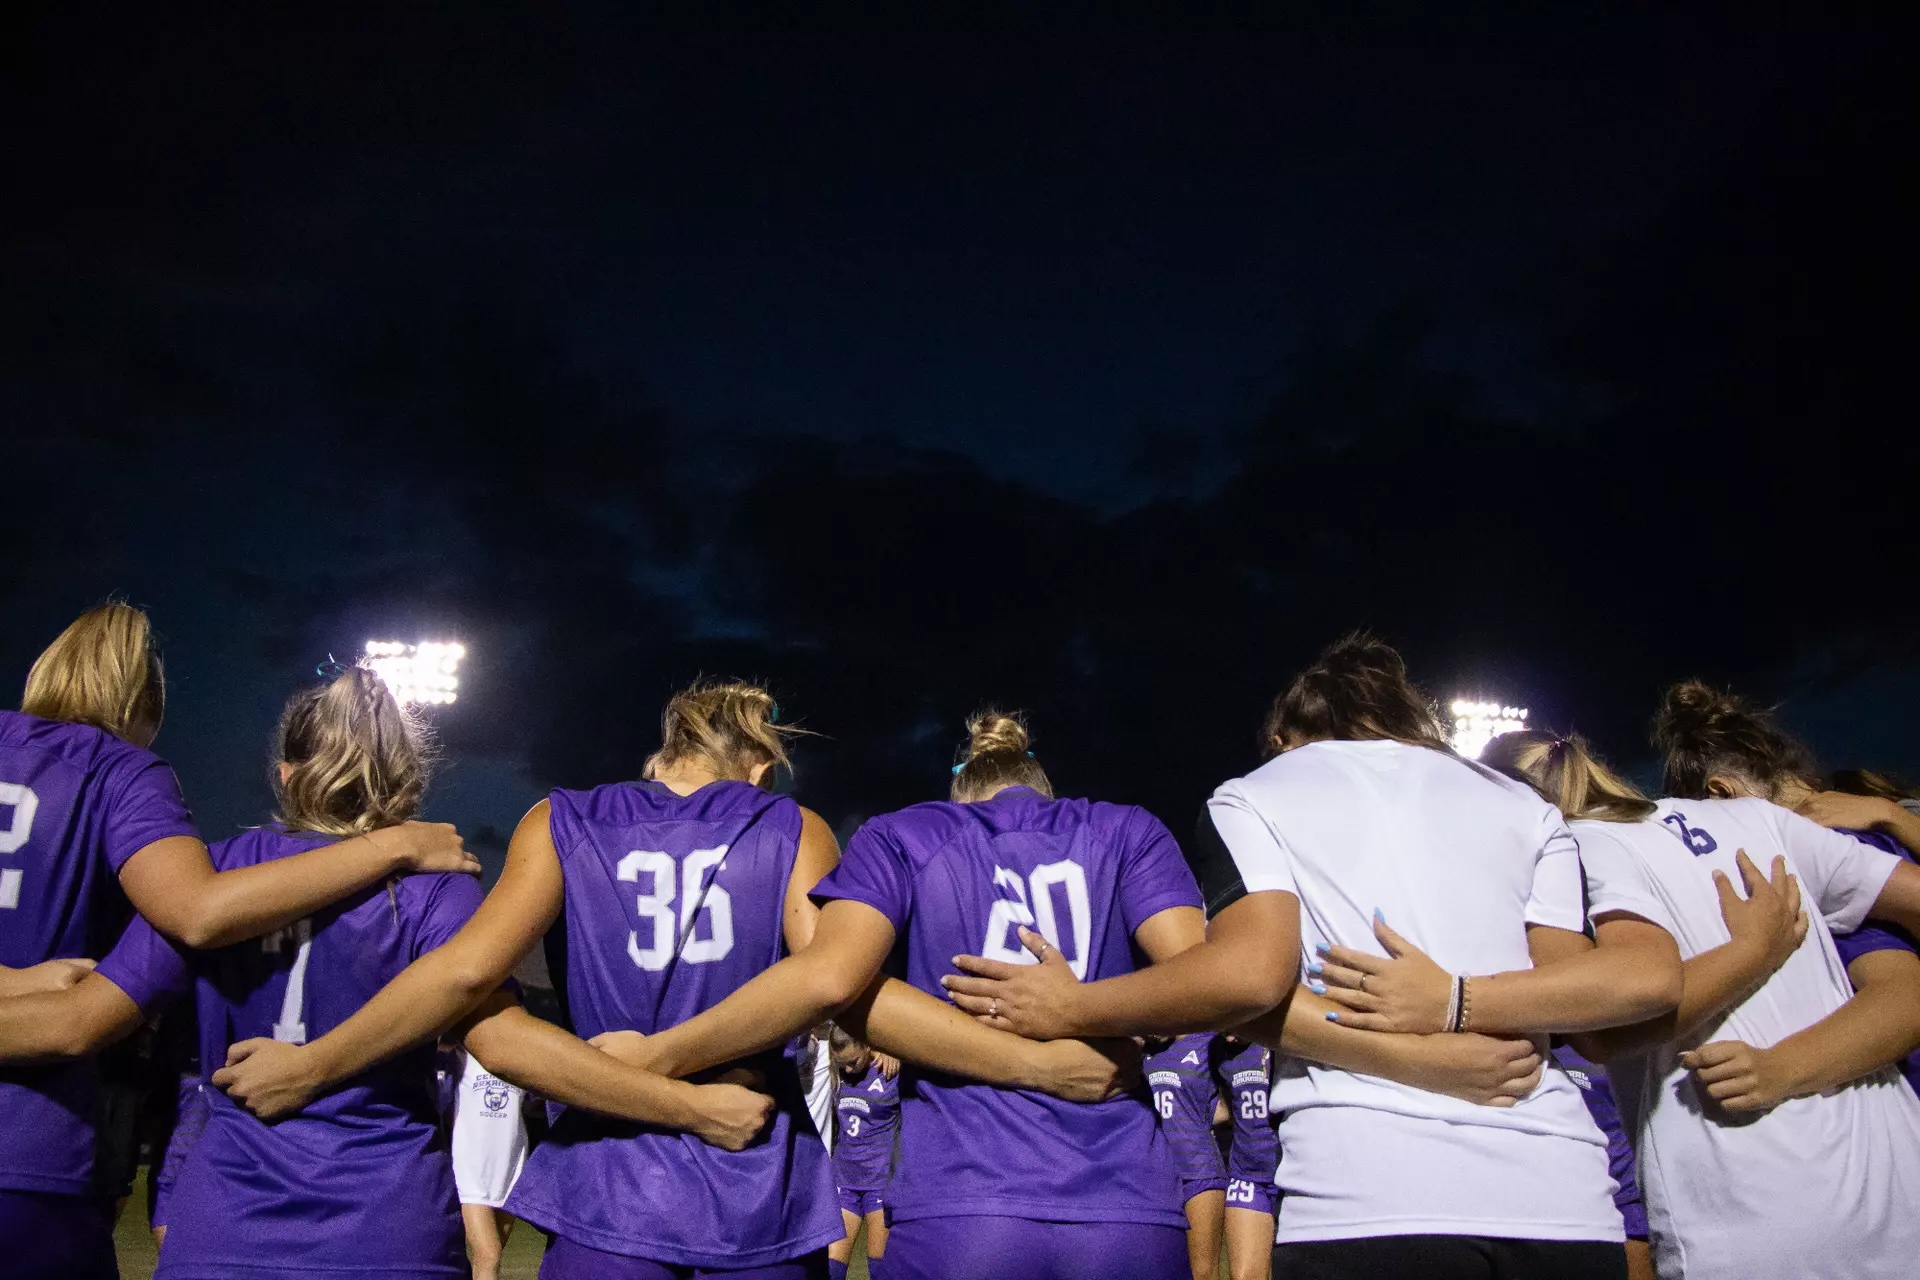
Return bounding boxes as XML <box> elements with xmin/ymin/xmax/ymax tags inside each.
<box><xmin>362</xmin><ymin>640</ymin><xmax>465</xmax><ymax>707</ymax></box>
<box><xmin>1449</xmin><ymin>697</ymin><xmax>1527</xmax><ymax>760</ymax></box>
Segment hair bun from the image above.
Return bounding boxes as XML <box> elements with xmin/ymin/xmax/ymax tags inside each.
<box><xmin>965</xmin><ymin>711</ymin><xmax>1031</xmax><ymax>760</ymax></box>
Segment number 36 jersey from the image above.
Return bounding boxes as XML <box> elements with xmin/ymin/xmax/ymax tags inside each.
<box><xmin>814</xmin><ymin>785</ymin><xmax>1201</xmax><ymax>1228</ymax></box>
<box><xmin>93</xmin><ymin>826</ymin><xmax>483</xmax><ymax>1278</ymax></box>
<box><xmin>504</xmin><ymin>780</ymin><xmax>840</xmax><ymax>1270</ymax></box>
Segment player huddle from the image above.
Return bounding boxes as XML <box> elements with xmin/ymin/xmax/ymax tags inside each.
<box><xmin>2</xmin><ymin>604</ymin><xmax>1918</xmax><ymax>1280</ymax></box>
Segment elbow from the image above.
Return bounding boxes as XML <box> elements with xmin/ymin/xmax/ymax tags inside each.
<box><xmin>803</xmin><ymin>959</ymin><xmax>866</xmax><ymax>1022</ymax></box>
<box><xmin>171</xmin><ymin>914</ymin><xmax>229</xmax><ymax>952</ymax></box>
<box><xmin>1630</xmin><ymin>963</ymin><xmax>1685</xmax><ymax>1024</ymax></box>
<box><xmin>1224</xmin><ymin>954</ymin><xmax>1295</xmax><ymax>1025</ymax></box>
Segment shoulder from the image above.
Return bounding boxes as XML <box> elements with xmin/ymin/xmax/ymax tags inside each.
<box><xmin>854</xmin><ymin>801</ymin><xmax>965</xmax><ymax>856</ymax></box>
<box><xmin>209</xmin><ymin>826</ymin><xmax>324</xmax><ymax>871</ymax></box>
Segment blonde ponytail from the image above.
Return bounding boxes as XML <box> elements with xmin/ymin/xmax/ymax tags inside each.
<box><xmin>275</xmin><ymin>667</ymin><xmax>430</xmax><ymax>836</ymax></box>
<box><xmin>1483</xmin><ymin>729</ymin><xmax>1654</xmax><ymax>824</ymax></box>
<box><xmin>950</xmin><ymin>710</ymin><xmax>1053</xmax><ymax>803</ymax></box>
<box><xmin>644</xmin><ymin>680</ymin><xmax>799</xmax><ymax>784</ymax></box>
<box><xmin>22</xmin><ymin>602</ymin><xmax>166</xmax><ymax>744</ymax></box>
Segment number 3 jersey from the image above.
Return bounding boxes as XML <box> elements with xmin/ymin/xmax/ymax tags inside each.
<box><xmin>91</xmin><ymin>826</ymin><xmax>484</xmax><ymax>1279</ymax></box>
<box><xmin>0</xmin><ymin>711</ymin><xmax>199</xmax><ymax>1198</ymax></box>
<box><xmin>831</xmin><ymin>1060</ymin><xmax>899</xmax><ymax>1194</ymax></box>
<box><xmin>812</xmin><ymin>785</ymin><xmax>1200</xmax><ymax>1228</ymax></box>
<box><xmin>503</xmin><ymin>780</ymin><xmax>840</xmax><ymax>1269</ymax></box>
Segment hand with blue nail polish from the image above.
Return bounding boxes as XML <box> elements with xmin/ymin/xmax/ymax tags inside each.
<box><xmin>1312</xmin><ymin>911</ymin><xmax>1455</xmax><ymax>1034</ymax></box>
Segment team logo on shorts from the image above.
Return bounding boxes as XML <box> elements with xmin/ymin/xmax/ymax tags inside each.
<box><xmin>482</xmin><ymin>1082</ymin><xmax>511</xmax><ymax>1112</ymax></box>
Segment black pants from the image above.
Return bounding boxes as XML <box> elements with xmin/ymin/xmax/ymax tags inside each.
<box><xmin>1276</xmin><ymin>1235</ymin><xmax>1626</xmax><ymax>1280</ymax></box>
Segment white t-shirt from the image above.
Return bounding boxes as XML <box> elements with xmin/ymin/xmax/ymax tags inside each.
<box><xmin>449</xmin><ymin>1049</ymin><xmax>529</xmax><ymax>1209</ymax></box>
<box><xmin>1576</xmin><ymin>799</ymin><xmax>1920</xmax><ymax>1280</ymax></box>
<box><xmin>800</xmin><ymin>1030</ymin><xmax>836</xmax><ymax>1154</ymax></box>
<box><xmin>1209</xmin><ymin>739</ymin><xmax>1622</xmax><ymax>1244</ymax></box>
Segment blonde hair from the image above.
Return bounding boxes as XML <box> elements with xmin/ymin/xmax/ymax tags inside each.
<box><xmin>1482</xmin><ymin>729</ymin><xmax>1655</xmax><ymax>824</ymax></box>
<box><xmin>950</xmin><ymin>710</ymin><xmax>1053</xmax><ymax>803</ymax></box>
<box><xmin>275</xmin><ymin>667</ymin><xmax>431</xmax><ymax>836</ymax></box>
<box><xmin>22</xmin><ymin>602</ymin><xmax>166</xmax><ymax>743</ymax></box>
<box><xmin>644</xmin><ymin>680</ymin><xmax>797</xmax><ymax>784</ymax></box>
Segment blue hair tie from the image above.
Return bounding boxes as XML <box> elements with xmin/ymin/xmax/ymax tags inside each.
<box><xmin>314</xmin><ymin>655</ymin><xmax>350</xmax><ymax>680</ymax></box>
<box><xmin>953</xmin><ymin>751</ymin><xmax>1034</xmax><ymax>775</ymax></box>
<box><xmin>771</xmin><ymin>702</ymin><xmax>782</xmax><ymax>724</ymax></box>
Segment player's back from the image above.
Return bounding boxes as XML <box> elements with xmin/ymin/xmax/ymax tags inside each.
<box><xmin>1213</xmin><ymin>1036</ymin><xmax>1278</xmax><ymax>1212</ymax></box>
<box><xmin>1582</xmin><ymin>802</ymin><xmax>1920</xmax><ymax>1280</ymax></box>
<box><xmin>504</xmin><ymin>779</ymin><xmax>840</xmax><ymax>1269</ymax></box>
<box><xmin>853</xmin><ymin>786</ymin><xmax>1191</xmax><ymax>1228</ymax></box>
<box><xmin>0</xmin><ymin>710</ymin><xmax>196</xmax><ymax>1198</ymax></box>
<box><xmin>156</xmin><ymin>827</ymin><xmax>482</xmax><ymax>1279</ymax></box>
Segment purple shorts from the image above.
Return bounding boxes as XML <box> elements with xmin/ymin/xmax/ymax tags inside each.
<box><xmin>838</xmin><ymin>1186</ymin><xmax>886</xmax><ymax>1218</ymax></box>
<box><xmin>884</xmin><ymin>1216</ymin><xmax>1188</xmax><ymax>1280</ymax></box>
<box><xmin>1181</xmin><ymin>1175</ymin><xmax>1230</xmax><ymax>1205</ymax></box>
<box><xmin>1224</xmin><ymin>1176</ymin><xmax>1277</xmax><ymax>1217</ymax></box>
<box><xmin>153</xmin><ymin>1076</ymin><xmax>212</xmax><ymax>1229</ymax></box>
<box><xmin>0</xmin><ymin>1189</ymin><xmax>117</xmax><ymax>1280</ymax></box>
<box><xmin>541</xmin><ymin>1235</ymin><xmax>829</xmax><ymax>1279</ymax></box>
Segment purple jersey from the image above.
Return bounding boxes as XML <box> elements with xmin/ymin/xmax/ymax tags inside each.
<box><xmin>0</xmin><ymin>710</ymin><xmax>197</xmax><ymax>1196</ymax></box>
<box><xmin>503</xmin><ymin>781</ymin><xmax>840</xmax><ymax>1269</ymax></box>
<box><xmin>92</xmin><ymin>827</ymin><xmax>483</xmax><ymax>1279</ymax></box>
<box><xmin>1212</xmin><ymin>1036</ymin><xmax>1277</xmax><ymax>1210</ymax></box>
<box><xmin>813</xmin><ymin>786</ymin><xmax>1200</xmax><ymax>1227</ymax></box>
<box><xmin>1830</xmin><ymin>828</ymin><xmax>1920</xmax><ymax>1097</ymax></box>
<box><xmin>1146</xmin><ymin>1034</ymin><xmax>1226</xmax><ymax>1199</ymax></box>
<box><xmin>832</xmin><ymin>1060</ymin><xmax>899</xmax><ymax>1194</ymax></box>
<box><xmin>1551</xmin><ymin>1044</ymin><xmax>1646</xmax><ymax>1240</ymax></box>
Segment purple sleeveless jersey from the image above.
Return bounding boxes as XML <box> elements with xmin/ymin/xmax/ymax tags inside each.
<box><xmin>91</xmin><ymin>827</ymin><xmax>483</xmax><ymax>1279</ymax></box>
<box><xmin>503</xmin><ymin>780</ymin><xmax>841</xmax><ymax>1269</ymax></box>
<box><xmin>1212</xmin><ymin>1036</ymin><xmax>1277</xmax><ymax>1214</ymax></box>
<box><xmin>1146</xmin><ymin>1033</ymin><xmax>1226</xmax><ymax>1201</ymax></box>
<box><xmin>1831</xmin><ymin>828</ymin><xmax>1920</xmax><ymax>1097</ymax></box>
<box><xmin>832</xmin><ymin>1059</ymin><xmax>899</xmax><ymax>1194</ymax></box>
<box><xmin>812</xmin><ymin>786</ymin><xmax>1199</xmax><ymax>1227</ymax></box>
<box><xmin>0</xmin><ymin>710</ymin><xmax>198</xmax><ymax>1197</ymax></box>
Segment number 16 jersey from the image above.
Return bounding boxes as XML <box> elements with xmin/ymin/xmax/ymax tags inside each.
<box><xmin>813</xmin><ymin>785</ymin><xmax>1200</xmax><ymax>1228</ymax></box>
<box><xmin>503</xmin><ymin>780</ymin><xmax>840</xmax><ymax>1270</ymax></box>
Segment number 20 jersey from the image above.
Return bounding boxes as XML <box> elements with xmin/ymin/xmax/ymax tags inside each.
<box><xmin>504</xmin><ymin>780</ymin><xmax>840</xmax><ymax>1270</ymax></box>
<box><xmin>813</xmin><ymin>785</ymin><xmax>1200</xmax><ymax>1227</ymax></box>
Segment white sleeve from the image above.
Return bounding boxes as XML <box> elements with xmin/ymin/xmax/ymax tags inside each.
<box><xmin>450</xmin><ymin>1051</ymin><xmax>528</xmax><ymax>1209</ymax></box>
<box><xmin>1206</xmin><ymin>785</ymin><xmax>1299</xmax><ymax>897</ymax></box>
<box><xmin>1771</xmin><ymin>804</ymin><xmax>1901</xmax><ymax>934</ymax></box>
<box><xmin>1523</xmin><ymin>811</ymin><xmax>1587</xmax><ymax>933</ymax></box>
<box><xmin>1576</xmin><ymin>825</ymin><xmax>1678</xmax><ymax>934</ymax></box>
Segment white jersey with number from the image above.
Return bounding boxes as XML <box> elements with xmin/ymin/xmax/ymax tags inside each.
<box><xmin>449</xmin><ymin>1049</ymin><xmax>529</xmax><ymax>1209</ymax></box>
<box><xmin>1576</xmin><ymin>799</ymin><xmax>1920</xmax><ymax>1280</ymax></box>
<box><xmin>1209</xmin><ymin>739</ymin><xmax>1621</xmax><ymax>1245</ymax></box>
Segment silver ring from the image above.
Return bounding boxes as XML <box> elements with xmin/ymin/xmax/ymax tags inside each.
<box><xmin>1359</xmin><ymin>974</ymin><xmax>1369</xmax><ymax>994</ymax></box>
<box><xmin>1034</xmin><ymin>939</ymin><xmax>1050</xmax><ymax>959</ymax></box>
<box><xmin>990</xmin><ymin>998</ymin><xmax>1000</xmax><ymax>1019</ymax></box>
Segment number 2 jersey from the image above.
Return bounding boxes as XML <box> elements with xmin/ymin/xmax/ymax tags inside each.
<box><xmin>502</xmin><ymin>780</ymin><xmax>840</xmax><ymax>1269</ymax></box>
<box><xmin>0</xmin><ymin>710</ymin><xmax>198</xmax><ymax>1198</ymax></box>
<box><xmin>812</xmin><ymin>785</ymin><xmax>1200</xmax><ymax>1228</ymax></box>
<box><xmin>92</xmin><ymin>826</ymin><xmax>483</xmax><ymax>1279</ymax></box>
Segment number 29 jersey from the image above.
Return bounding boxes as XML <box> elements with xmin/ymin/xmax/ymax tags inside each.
<box><xmin>503</xmin><ymin>780</ymin><xmax>840</xmax><ymax>1270</ymax></box>
<box><xmin>813</xmin><ymin>785</ymin><xmax>1200</xmax><ymax>1228</ymax></box>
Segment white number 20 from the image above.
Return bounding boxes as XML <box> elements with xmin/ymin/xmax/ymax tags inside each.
<box><xmin>619</xmin><ymin>845</ymin><xmax>735</xmax><ymax>971</ymax></box>
<box><xmin>981</xmin><ymin>859</ymin><xmax>1091</xmax><ymax>979</ymax></box>
<box><xmin>0</xmin><ymin>782</ymin><xmax>39</xmax><ymax>911</ymax></box>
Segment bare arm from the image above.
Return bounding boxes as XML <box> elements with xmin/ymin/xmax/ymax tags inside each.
<box><xmin>119</xmin><ymin>825</ymin><xmax>479</xmax><ymax>950</ymax></box>
<box><xmin>212</xmin><ymin>802</ymin><xmax>565</xmax><ymax>1116</ymax></box>
<box><xmin>0</xmin><ymin>960</ymin><xmax>95</xmax><ymax>999</ymax></box>
<box><xmin>0</xmin><ymin>973</ymin><xmax>145</xmax><ymax>1063</ymax></box>
<box><xmin>457</xmin><ymin>990</ymin><xmax>772</xmax><ymax>1149</ymax></box>
<box><xmin>943</xmin><ymin>891</ymin><xmax>1302</xmax><ymax>1040</ymax></box>
<box><xmin>1682</xmin><ymin>947</ymin><xmax>1920</xmax><ymax>1111</ymax></box>
<box><xmin>1234</xmin><ymin>983</ymin><xmax>1544</xmax><ymax>1106</ymax></box>
<box><xmin>1318</xmin><ymin>910</ymin><xmax>1682</xmax><ymax>1036</ymax></box>
<box><xmin>1866</xmin><ymin>860</ymin><xmax>1920</xmax><ymax>938</ymax></box>
<box><xmin>1571</xmin><ymin>852</ymin><xmax>1810</xmax><ymax>1062</ymax></box>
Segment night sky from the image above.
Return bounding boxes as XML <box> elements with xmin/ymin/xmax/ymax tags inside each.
<box><xmin>6</xmin><ymin>9</ymin><xmax>1915</xmax><ymax>873</ymax></box>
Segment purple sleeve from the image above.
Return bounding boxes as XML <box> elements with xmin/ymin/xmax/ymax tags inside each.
<box><xmin>412</xmin><ymin>872</ymin><xmax>486</xmax><ymax>958</ymax></box>
<box><xmin>1833</xmin><ymin>830</ymin><xmax>1919</xmax><ymax>967</ymax></box>
<box><xmin>1116</xmin><ymin>808</ymin><xmax>1204</xmax><ymax>936</ymax></box>
<box><xmin>93</xmin><ymin>913</ymin><xmax>193</xmax><ymax>1016</ymax></box>
<box><xmin>103</xmin><ymin>754</ymin><xmax>199</xmax><ymax>873</ymax></box>
<box><xmin>811</xmin><ymin>821</ymin><xmax>913</xmax><ymax>932</ymax></box>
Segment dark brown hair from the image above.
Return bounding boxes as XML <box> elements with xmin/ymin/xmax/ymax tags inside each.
<box><xmin>950</xmin><ymin>710</ymin><xmax>1054</xmax><ymax>803</ymax></box>
<box><xmin>1262</xmin><ymin>632</ymin><xmax>1449</xmax><ymax>758</ymax></box>
<box><xmin>1653</xmin><ymin>680</ymin><xmax>1818</xmax><ymax>801</ymax></box>
<box><xmin>1483</xmin><ymin>729</ymin><xmax>1655</xmax><ymax>823</ymax></box>
<box><xmin>1828</xmin><ymin>769</ymin><xmax>1919</xmax><ymax>803</ymax></box>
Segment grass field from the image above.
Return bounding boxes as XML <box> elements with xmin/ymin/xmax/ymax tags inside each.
<box><xmin>113</xmin><ymin>1168</ymin><xmax>874</xmax><ymax>1278</ymax></box>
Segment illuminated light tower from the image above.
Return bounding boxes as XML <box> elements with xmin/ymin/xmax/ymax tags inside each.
<box><xmin>1449</xmin><ymin>698</ymin><xmax>1528</xmax><ymax>760</ymax></box>
<box><xmin>362</xmin><ymin>640</ymin><xmax>465</xmax><ymax>707</ymax></box>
